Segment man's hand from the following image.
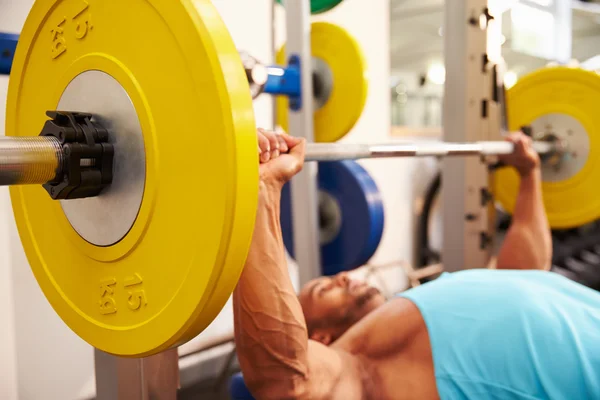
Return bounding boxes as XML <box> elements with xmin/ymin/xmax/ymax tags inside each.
<box><xmin>496</xmin><ymin>130</ymin><xmax>552</xmax><ymax>271</ymax></box>
<box><xmin>257</xmin><ymin>128</ymin><xmax>306</xmax><ymax>190</ymax></box>
<box><xmin>498</xmin><ymin>131</ymin><xmax>540</xmax><ymax>177</ymax></box>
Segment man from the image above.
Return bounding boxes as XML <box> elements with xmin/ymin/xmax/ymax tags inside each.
<box><xmin>233</xmin><ymin>129</ymin><xmax>600</xmax><ymax>400</ymax></box>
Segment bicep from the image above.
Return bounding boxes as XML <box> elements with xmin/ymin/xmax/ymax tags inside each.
<box><xmin>304</xmin><ymin>340</ymin><xmax>364</xmax><ymax>400</ymax></box>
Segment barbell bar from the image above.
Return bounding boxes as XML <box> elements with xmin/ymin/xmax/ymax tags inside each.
<box><xmin>0</xmin><ymin>135</ymin><xmax>561</xmax><ymax>187</ymax></box>
<box><xmin>304</xmin><ymin>140</ymin><xmax>558</xmax><ymax>162</ymax></box>
<box><xmin>0</xmin><ymin>137</ymin><xmax>62</xmax><ymax>186</ymax></box>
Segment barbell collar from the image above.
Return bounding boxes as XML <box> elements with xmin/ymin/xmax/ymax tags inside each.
<box><xmin>0</xmin><ymin>136</ymin><xmax>107</xmax><ymax>186</ymax></box>
<box><xmin>2</xmin><ymin>111</ymin><xmax>115</xmax><ymax>200</ymax></box>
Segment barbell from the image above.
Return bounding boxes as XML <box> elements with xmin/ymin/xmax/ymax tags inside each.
<box><xmin>3</xmin><ymin>0</ymin><xmax>600</xmax><ymax>358</ymax></box>
<box><xmin>0</xmin><ymin>134</ymin><xmax>560</xmax><ymax>187</ymax></box>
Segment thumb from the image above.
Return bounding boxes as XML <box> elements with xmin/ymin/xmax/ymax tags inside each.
<box><xmin>514</xmin><ymin>135</ymin><xmax>527</xmax><ymax>152</ymax></box>
<box><xmin>288</xmin><ymin>136</ymin><xmax>305</xmax><ymax>153</ymax></box>
<box><xmin>504</xmin><ymin>132</ymin><xmax>518</xmax><ymax>143</ymax></box>
<box><xmin>289</xmin><ymin>137</ymin><xmax>305</xmax><ymax>158</ymax></box>
<box><xmin>288</xmin><ymin>138</ymin><xmax>306</xmax><ymax>174</ymax></box>
<box><xmin>281</xmin><ymin>134</ymin><xmax>303</xmax><ymax>149</ymax></box>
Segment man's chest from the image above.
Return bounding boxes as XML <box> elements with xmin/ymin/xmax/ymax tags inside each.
<box><xmin>361</xmin><ymin>337</ymin><xmax>438</xmax><ymax>400</ymax></box>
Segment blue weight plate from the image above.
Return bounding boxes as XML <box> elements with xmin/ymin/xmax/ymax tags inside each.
<box><xmin>0</xmin><ymin>32</ymin><xmax>19</xmax><ymax>75</ymax></box>
<box><xmin>280</xmin><ymin>160</ymin><xmax>384</xmax><ymax>275</ymax></box>
<box><xmin>229</xmin><ymin>372</ymin><xmax>255</xmax><ymax>400</ymax></box>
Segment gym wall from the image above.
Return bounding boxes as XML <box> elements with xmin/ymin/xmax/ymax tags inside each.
<box><xmin>0</xmin><ymin>2</ymin><xmax>96</xmax><ymax>399</ymax></box>
<box><xmin>0</xmin><ymin>0</ymin><xmax>425</xmax><ymax>398</ymax></box>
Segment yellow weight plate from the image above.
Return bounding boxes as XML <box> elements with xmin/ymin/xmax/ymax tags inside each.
<box><xmin>7</xmin><ymin>0</ymin><xmax>258</xmax><ymax>357</ymax></box>
<box><xmin>494</xmin><ymin>67</ymin><xmax>600</xmax><ymax>229</ymax></box>
<box><xmin>276</xmin><ymin>22</ymin><xmax>368</xmax><ymax>143</ymax></box>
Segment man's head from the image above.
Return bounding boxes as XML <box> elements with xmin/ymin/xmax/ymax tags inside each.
<box><xmin>299</xmin><ymin>272</ymin><xmax>386</xmax><ymax>345</ymax></box>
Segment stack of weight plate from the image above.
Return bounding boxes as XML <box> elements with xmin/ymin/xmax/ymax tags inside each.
<box><xmin>551</xmin><ymin>220</ymin><xmax>600</xmax><ymax>291</ymax></box>
<box><xmin>280</xmin><ymin>161</ymin><xmax>385</xmax><ymax>276</ymax></box>
<box><xmin>276</xmin><ymin>9</ymin><xmax>383</xmax><ymax>276</ymax></box>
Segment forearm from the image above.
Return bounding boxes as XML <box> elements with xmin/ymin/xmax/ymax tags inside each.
<box><xmin>233</xmin><ymin>183</ymin><xmax>309</xmax><ymax>398</ymax></box>
<box><xmin>497</xmin><ymin>169</ymin><xmax>552</xmax><ymax>270</ymax></box>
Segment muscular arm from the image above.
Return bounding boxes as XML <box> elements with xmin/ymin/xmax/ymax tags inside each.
<box><xmin>233</xmin><ymin>184</ymin><xmax>363</xmax><ymax>400</ymax></box>
<box><xmin>496</xmin><ymin>168</ymin><xmax>552</xmax><ymax>271</ymax></box>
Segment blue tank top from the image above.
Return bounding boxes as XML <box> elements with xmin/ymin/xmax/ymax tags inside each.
<box><xmin>400</xmin><ymin>269</ymin><xmax>600</xmax><ymax>400</ymax></box>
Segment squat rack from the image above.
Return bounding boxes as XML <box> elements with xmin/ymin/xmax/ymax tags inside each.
<box><xmin>285</xmin><ymin>0</ymin><xmax>506</xmax><ymax>283</ymax></box>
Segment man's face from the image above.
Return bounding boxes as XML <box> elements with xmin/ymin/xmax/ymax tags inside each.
<box><xmin>299</xmin><ymin>272</ymin><xmax>386</xmax><ymax>344</ymax></box>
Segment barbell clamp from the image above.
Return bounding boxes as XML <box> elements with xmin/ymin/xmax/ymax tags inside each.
<box><xmin>240</xmin><ymin>50</ymin><xmax>302</xmax><ymax>106</ymax></box>
<box><xmin>40</xmin><ymin>111</ymin><xmax>114</xmax><ymax>200</ymax></box>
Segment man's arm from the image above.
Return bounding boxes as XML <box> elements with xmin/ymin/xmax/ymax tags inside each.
<box><xmin>233</xmin><ymin>132</ymin><xmax>363</xmax><ymax>400</ymax></box>
<box><xmin>496</xmin><ymin>133</ymin><xmax>552</xmax><ymax>271</ymax></box>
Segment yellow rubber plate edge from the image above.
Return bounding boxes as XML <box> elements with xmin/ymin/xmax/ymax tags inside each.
<box><xmin>276</xmin><ymin>22</ymin><xmax>368</xmax><ymax>143</ymax></box>
<box><xmin>494</xmin><ymin>67</ymin><xmax>600</xmax><ymax>229</ymax></box>
<box><xmin>7</xmin><ymin>0</ymin><xmax>258</xmax><ymax>357</ymax></box>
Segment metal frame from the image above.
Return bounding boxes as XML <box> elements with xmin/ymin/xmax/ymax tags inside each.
<box><xmin>442</xmin><ymin>0</ymin><xmax>502</xmax><ymax>271</ymax></box>
<box><xmin>284</xmin><ymin>0</ymin><xmax>322</xmax><ymax>286</ymax></box>
<box><xmin>94</xmin><ymin>349</ymin><xmax>179</xmax><ymax>400</ymax></box>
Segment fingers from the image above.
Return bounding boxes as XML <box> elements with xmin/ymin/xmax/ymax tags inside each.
<box><xmin>280</xmin><ymin>133</ymin><xmax>303</xmax><ymax>150</ymax></box>
<box><xmin>257</xmin><ymin>128</ymin><xmax>302</xmax><ymax>162</ymax></box>
<box><xmin>504</xmin><ymin>133</ymin><xmax>517</xmax><ymax>144</ymax></box>
<box><xmin>497</xmin><ymin>130</ymin><xmax>540</xmax><ymax>176</ymax></box>
<box><xmin>269</xmin><ymin>132</ymin><xmax>281</xmax><ymax>160</ymax></box>
<box><xmin>515</xmin><ymin>133</ymin><xmax>532</xmax><ymax>152</ymax></box>
<box><xmin>257</xmin><ymin>128</ymin><xmax>282</xmax><ymax>163</ymax></box>
<box><xmin>505</xmin><ymin>131</ymin><xmax>532</xmax><ymax>151</ymax></box>
<box><xmin>255</xmin><ymin>130</ymin><xmax>306</xmax><ymax>187</ymax></box>
<box><xmin>288</xmin><ymin>136</ymin><xmax>306</xmax><ymax>155</ymax></box>
<box><xmin>505</xmin><ymin>131</ymin><xmax>522</xmax><ymax>143</ymax></box>
<box><xmin>258</xmin><ymin>128</ymin><xmax>280</xmax><ymax>160</ymax></box>
<box><xmin>257</xmin><ymin>128</ymin><xmax>305</xmax><ymax>180</ymax></box>
<box><xmin>277</xmin><ymin>133</ymin><xmax>289</xmax><ymax>154</ymax></box>
<box><xmin>513</xmin><ymin>134</ymin><xmax>525</xmax><ymax>152</ymax></box>
<box><xmin>257</xmin><ymin>130</ymin><xmax>271</xmax><ymax>163</ymax></box>
<box><xmin>257</xmin><ymin>130</ymin><xmax>270</xmax><ymax>152</ymax></box>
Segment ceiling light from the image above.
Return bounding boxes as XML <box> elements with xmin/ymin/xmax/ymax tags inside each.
<box><xmin>504</xmin><ymin>71</ymin><xmax>518</xmax><ymax>88</ymax></box>
<box><xmin>427</xmin><ymin>63</ymin><xmax>446</xmax><ymax>85</ymax></box>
